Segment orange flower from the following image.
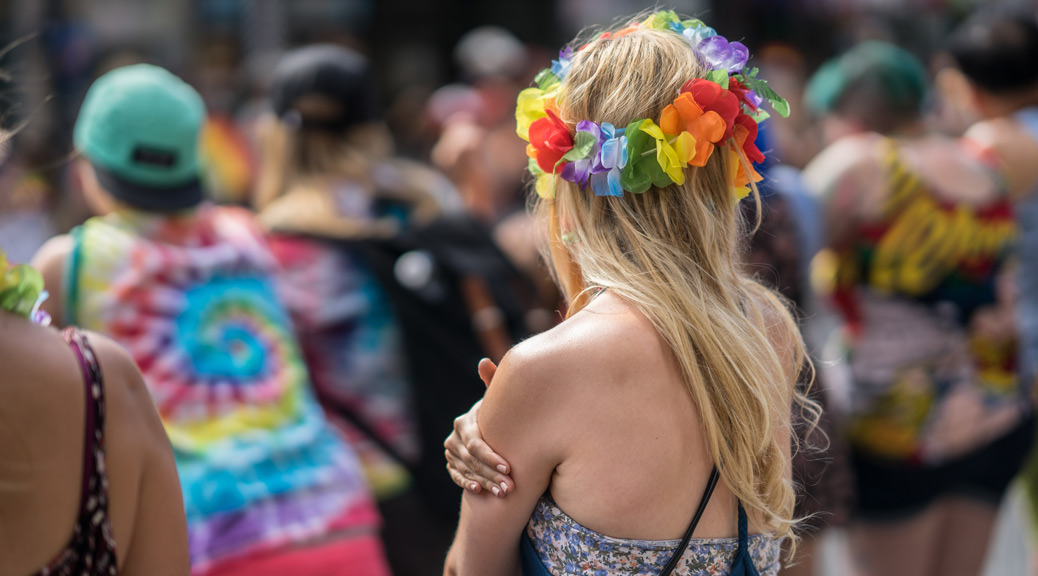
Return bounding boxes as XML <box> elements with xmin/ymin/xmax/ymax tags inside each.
<box><xmin>660</xmin><ymin>92</ymin><xmax>728</xmax><ymax>167</ymax></box>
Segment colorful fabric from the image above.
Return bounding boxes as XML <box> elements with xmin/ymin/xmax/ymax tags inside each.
<box><xmin>66</xmin><ymin>205</ymin><xmax>378</xmax><ymax>573</ymax></box>
<box><xmin>33</xmin><ymin>328</ymin><xmax>118</xmax><ymax>576</ymax></box>
<box><xmin>833</xmin><ymin>139</ymin><xmax>1028</xmax><ymax>465</ymax></box>
<box><xmin>525</xmin><ymin>496</ymin><xmax>781</xmax><ymax>576</ymax></box>
<box><xmin>267</xmin><ymin>234</ymin><xmax>417</xmax><ymax>499</ymax></box>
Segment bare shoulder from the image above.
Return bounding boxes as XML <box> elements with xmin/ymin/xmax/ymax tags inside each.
<box><xmin>31</xmin><ymin>234</ymin><xmax>74</xmax><ymax>325</ymax></box>
<box><xmin>499</xmin><ymin>291</ymin><xmax>660</xmax><ymax>389</ymax></box>
<box><xmin>83</xmin><ymin>332</ymin><xmax>168</xmax><ymax>446</ymax></box>
<box><xmin>480</xmin><ymin>292</ymin><xmax>660</xmax><ymax>450</ymax></box>
<box><xmin>964</xmin><ymin>117</ymin><xmax>1024</xmax><ymax>149</ymax></box>
<box><xmin>802</xmin><ymin>132</ymin><xmax>884</xmax><ymax>198</ymax></box>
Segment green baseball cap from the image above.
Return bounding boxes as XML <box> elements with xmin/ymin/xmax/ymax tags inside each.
<box><xmin>74</xmin><ymin>64</ymin><xmax>207</xmax><ymax>211</ymax></box>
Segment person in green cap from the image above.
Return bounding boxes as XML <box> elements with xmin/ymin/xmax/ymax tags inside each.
<box><xmin>802</xmin><ymin>41</ymin><xmax>1032</xmax><ymax>576</ymax></box>
<box><xmin>32</xmin><ymin>64</ymin><xmax>391</xmax><ymax>575</ymax></box>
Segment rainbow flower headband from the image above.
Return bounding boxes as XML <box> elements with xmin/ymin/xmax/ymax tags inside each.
<box><xmin>516</xmin><ymin>11</ymin><xmax>789</xmax><ymax>200</ymax></box>
<box><xmin>0</xmin><ymin>249</ymin><xmax>51</xmax><ymax>326</ymax></box>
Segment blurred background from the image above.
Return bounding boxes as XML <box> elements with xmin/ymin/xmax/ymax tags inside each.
<box><xmin>0</xmin><ymin>0</ymin><xmax>1034</xmax><ymax>245</ymax></box>
<box><xmin>3</xmin><ymin>2</ymin><xmax>1038</xmax><ymax>574</ymax></box>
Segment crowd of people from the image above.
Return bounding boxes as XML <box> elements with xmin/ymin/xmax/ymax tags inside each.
<box><xmin>1</xmin><ymin>6</ymin><xmax>1038</xmax><ymax>576</ymax></box>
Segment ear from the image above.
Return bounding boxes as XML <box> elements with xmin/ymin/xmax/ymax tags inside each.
<box><xmin>76</xmin><ymin>158</ymin><xmax>117</xmax><ymax>216</ymax></box>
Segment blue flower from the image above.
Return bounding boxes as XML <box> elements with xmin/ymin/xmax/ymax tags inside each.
<box><xmin>590</xmin><ymin>123</ymin><xmax>628</xmax><ymax>197</ymax></box>
<box><xmin>551</xmin><ymin>46</ymin><xmax>574</xmax><ymax>79</ymax></box>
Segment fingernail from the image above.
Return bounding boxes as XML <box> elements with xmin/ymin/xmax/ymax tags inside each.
<box><xmin>500</xmin><ymin>482</ymin><xmax>509</xmax><ymax>494</ymax></box>
<box><xmin>469</xmin><ymin>483</ymin><xmax>478</xmax><ymax>491</ymax></box>
<box><xmin>491</xmin><ymin>486</ymin><xmax>501</xmax><ymax>496</ymax></box>
<box><xmin>497</xmin><ymin>465</ymin><xmax>508</xmax><ymax>473</ymax></box>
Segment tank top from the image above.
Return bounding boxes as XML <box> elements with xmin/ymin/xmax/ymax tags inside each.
<box><xmin>65</xmin><ymin>205</ymin><xmax>378</xmax><ymax>572</ymax></box>
<box><xmin>834</xmin><ymin>138</ymin><xmax>1027</xmax><ymax>464</ymax></box>
<box><xmin>1012</xmin><ymin>107</ymin><xmax>1038</xmax><ymax>387</ymax></box>
<box><xmin>521</xmin><ymin>489</ymin><xmax>780</xmax><ymax>575</ymax></box>
<box><xmin>32</xmin><ymin>328</ymin><xmax>118</xmax><ymax>576</ymax></box>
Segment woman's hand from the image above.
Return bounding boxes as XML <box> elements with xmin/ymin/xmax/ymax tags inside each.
<box><xmin>444</xmin><ymin>359</ymin><xmax>515</xmax><ymax>497</ymax></box>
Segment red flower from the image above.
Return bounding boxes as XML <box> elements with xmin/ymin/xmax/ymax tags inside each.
<box><xmin>733</xmin><ymin>113</ymin><xmax>764</xmax><ymax>164</ymax></box>
<box><xmin>680</xmin><ymin>79</ymin><xmax>739</xmax><ymax>140</ymax></box>
<box><xmin>527</xmin><ymin>110</ymin><xmax>573</xmax><ymax>174</ymax></box>
<box><xmin>727</xmin><ymin>78</ymin><xmax>759</xmax><ymax>112</ymax></box>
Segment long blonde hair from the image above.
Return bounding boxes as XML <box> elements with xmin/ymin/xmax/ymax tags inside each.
<box><xmin>536</xmin><ymin>24</ymin><xmax>818</xmax><ymax>547</ymax></box>
<box><xmin>253</xmin><ymin>94</ymin><xmax>393</xmax><ymax>211</ymax></box>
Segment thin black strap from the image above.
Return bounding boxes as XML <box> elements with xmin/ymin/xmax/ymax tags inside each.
<box><xmin>659</xmin><ymin>466</ymin><xmax>720</xmax><ymax>576</ymax></box>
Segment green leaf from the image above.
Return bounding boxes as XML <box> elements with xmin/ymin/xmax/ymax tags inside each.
<box><xmin>705</xmin><ymin>69</ymin><xmax>729</xmax><ymax>89</ymax></box>
<box><xmin>749</xmin><ymin>108</ymin><xmax>771</xmax><ymax>123</ymax></box>
<box><xmin>534</xmin><ymin>69</ymin><xmax>559</xmax><ymax>91</ymax></box>
<box><xmin>560</xmin><ymin>130</ymin><xmax>595</xmax><ymax>162</ymax></box>
<box><xmin>528</xmin><ymin>157</ymin><xmax>545</xmax><ymax>176</ymax></box>
<box><xmin>741</xmin><ymin>75</ymin><xmax>791</xmax><ymax>118</ymax></box>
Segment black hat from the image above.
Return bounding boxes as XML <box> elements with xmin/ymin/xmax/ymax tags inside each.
<box><xmin>269</xmin><ymin>44</ymin><xmax>380</xmax><ymax>131</ymax></box>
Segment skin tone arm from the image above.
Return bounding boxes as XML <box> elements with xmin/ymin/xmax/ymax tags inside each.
<box><xmin>31</xmin><ymin>234</ymin><xmax>73</xmax><ymax>327</ymax></box>
<box><xmin>90</xmin><ymin>333</ymin><xmax>190</xmax><ymax>575</ymax></box>
<box><xmin>444</xmin><ymin>359</ymin><xmax>515</xmax><ymax>496</ymax></box>
<box><xmin>443</xmin><ymin>348</ymin><xmax>567</xmax><ymax>576</ymax></box>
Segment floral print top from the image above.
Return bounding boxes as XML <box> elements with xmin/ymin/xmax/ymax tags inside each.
<box><xmin>526</xmin><ymin>496</ymin><xmax>781</xmax><ymax>576</ymax></box>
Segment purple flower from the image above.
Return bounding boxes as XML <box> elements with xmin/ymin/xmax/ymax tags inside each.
<box><xmin>561</xmin><ymin>120</ymin><xmax>601</xmax><ymax>188</ymax></box>
<box><xmin>591</xmin><ymin>123</ymin><xmax>628</xmax><ymax>197</ymax></box>
<box><xmin>698</xmin><ymin>36</ymin><xmax>749</xmax><ymax>74</ymax></box>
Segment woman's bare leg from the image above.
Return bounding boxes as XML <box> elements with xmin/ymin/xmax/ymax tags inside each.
<box><xmin>931</xmin><ymin>496</ymin><xmax>999</xmax><ymax>576</ymax></box>
<box><xmin>849</xmin><ymin>502</ymin><xmax>942</xmax><ymax>576</ymax></box>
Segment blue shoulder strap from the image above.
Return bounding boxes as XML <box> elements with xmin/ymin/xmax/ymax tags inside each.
<box><xmin>727</xmin><ymin>502</ymin><xmax>763</xmax><ymax>576</ymax></box>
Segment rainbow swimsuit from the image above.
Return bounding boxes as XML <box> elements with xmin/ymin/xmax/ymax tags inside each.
<box><xmin>66</xmin><ymin>205</ymin><xmax>378</xmax><ymax>572</ymax></box>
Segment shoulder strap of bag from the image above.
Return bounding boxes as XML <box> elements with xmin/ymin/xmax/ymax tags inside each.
<box><xmin>659</xmin><ymin>466</ymin><xmax>721</xmax><ymax>576</ymax></box>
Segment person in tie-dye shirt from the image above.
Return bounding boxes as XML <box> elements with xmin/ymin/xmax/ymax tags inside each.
<box><xmin>32</xmin><ymin>63</ymin><xmax>390</xmax><ymax>576</ymax></box>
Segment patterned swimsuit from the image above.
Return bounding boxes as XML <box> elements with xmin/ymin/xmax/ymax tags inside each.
<box><xmin>523</xmin><ymin>495</ymin><xmax>782</xmax><ymax>575</ymax></box>
<box><xmin>33</xmin><ymin>329</ymin><xmax>118</xmax><ymax>576</ymax></box>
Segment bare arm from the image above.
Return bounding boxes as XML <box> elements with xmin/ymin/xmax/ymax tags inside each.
<box><xmin>443</xmin><ymin>348</ymin><xmax>564</xmax><ymax>576</ymax></box>
<box><xmin>30</xmin><ymin>234</ymin><xmax>73</xmax><ymax>327</ymax></box>
<box><xmin>444</xmin><ymin>359</ymin><xmax>515</xmax><ymax>496</ymax></box>
<box><xmin>90</xmin><ymin>334</ymin><xmax>190</xmax><ymax>575</ymax></box>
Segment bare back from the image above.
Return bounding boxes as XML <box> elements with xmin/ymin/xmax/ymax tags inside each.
<box><xmin>479</xmin><ymin>291</ymin><xmax>794</xmax><ymax>541</ymax></box>
<box><xmin>0</xmin><ymin>315</ymin><xmax>188</xmax><ymax>575</ymax></box>
<box><xmin>804</xmin><ymin>132</ymin><xmax>1004</xmax><ymax>249</ymax></box>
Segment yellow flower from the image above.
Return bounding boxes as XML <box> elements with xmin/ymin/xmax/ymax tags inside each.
<box><xmin>0</xmin><ymin>249</ymin><xmax>13</xmax><ymax>293</ymax></box>
<box><xmin>534</xmin><ymin>173</ymin><xmax>555</xmax><ymax>199</ymax></box>
<box><xmin>639</xmin><ymin>120</ymin><xmax>696</xmax><ymax>185</ymax></box>
<box><xmin>516</xmin><ymin>87</ymin><xmax>557</xmax><ymax>141</ymax></box>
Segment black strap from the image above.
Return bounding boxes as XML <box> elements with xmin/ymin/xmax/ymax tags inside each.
<box><xmin>659</xmin><ymin>466</ymin><xmax>720</xmax><ymax>576</ymax></box>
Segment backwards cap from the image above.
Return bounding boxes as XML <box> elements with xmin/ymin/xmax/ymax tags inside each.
<box><xmin>74</xmin><ymin>64</ymin><xmax>207</xmax><ymax>211</ymax></box>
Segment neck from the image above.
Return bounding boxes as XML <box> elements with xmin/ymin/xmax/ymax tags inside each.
<box><xmin>979</xmin><ymin>86</ymin><xmax>1038</xmax><ymax>119</ymax></box>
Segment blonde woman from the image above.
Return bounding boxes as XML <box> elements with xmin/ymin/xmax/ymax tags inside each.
<box><xmin>443</xmin><ymin>12</ymin><xmax>813</xmax><ymax>576</ymax></box>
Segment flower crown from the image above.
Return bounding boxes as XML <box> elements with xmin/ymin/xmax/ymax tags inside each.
<box><xmin>516</xmin><ymin>11</ymin><xmax>789</xmax><ymax>200</ymax></box>
<box><xmin>0</xmin><ymin>249</ymin><xmax>51</xmax><ymax>326</ymax></box>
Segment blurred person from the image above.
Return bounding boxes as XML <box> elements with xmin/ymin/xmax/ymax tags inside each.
<box><xmin>255</xmin><ymin>44</ymin><xmax>522</xmax><ymax>576</ymax></box>
<box><xmin>444</xmin><ymin>12</ymin><xmax>816</xmax><ymax>575</ymax></box>
<box><xmin>31</xmin><ymin>64</ymin><xmax>390</xmax><ymax>576</ymax></box>
<box><xmin>802</xmin><ymin>41</ymin><xmax>1033</xmax><ymax>576</ymax></box>
<box><xmin>946</xmin><ymin>7</ymin><xmax>1038</xmax><ymax>544</ymax></box>
<box><xmin>0</xmin><ymin>250</ymin><xmax>189</xmax><ymax>575</ymax></box>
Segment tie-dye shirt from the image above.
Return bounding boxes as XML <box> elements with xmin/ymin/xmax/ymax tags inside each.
<box><xmin>65</xmin><ymin>205</ymin><xmax>378</xmax><ymax>573</ymax></box>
